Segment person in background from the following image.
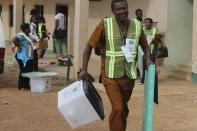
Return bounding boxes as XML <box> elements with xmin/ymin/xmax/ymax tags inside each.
<box><xmin>135</xmin><ymin>9</ymin><xmax>145</xmax><ymax>84</ymax></box>
<box><xmin>53</xmin><ymin>8</ymin><xmax>67</xmax><ymax>60</ymax></box>
<box><xmin>144</xmin><ymin>18</ymin><xmax>160</xmax><ymax>56</ymax></box>
<box><xmin>78</xmin><ymin>0</ymin><xmax>153</xmax><ymax>131</ymax></box>
<box><xmin>12</xmin><ymin>23</ymin><xmax>34</xmax><ymax>90</ymax></box>
<box><xmin>29</xmin><ymin>15</ymin><xmax>40</xmax><ymax>71</ymax></box>
<box><xmin>38</xmin><ymin>17</ymin><xmax>50</xmax><ymax>58</ymax></box>
<box><xmin>135</xmin><ymin>9</ymin><xmax>143</xmax><ymax>24</ymax></box>
<box><xmin>30</xmin><ymin>9</ymin><xmax>40</xmax><ymax>24</ymax></box>
<box><xmin>144</xmin><ymin>17</ymin><xmax>163</xmax><ymax>104</ymax></box>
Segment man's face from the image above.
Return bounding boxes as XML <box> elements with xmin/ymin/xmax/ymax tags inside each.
<box><xmin>145</xmin><ymin>20</ymin><xmax>152</xmax><ymax>29</ymax></box>
<box><xmin>112</xmin><ymin>1</ymin><xmax>129</xmax><ymax>22</ymax></box>
<box><xmin>25</xmin><ymin>27</ymin><xmax>31</xmax><ymax>34</ymax></box>
<box><xmin>31</xmin><ymin>16</ymin><xmax>38</xmax><ymax>24</ymax></box>
<box><xmin>136</xmin><ymin>11</ymin><xmax>142</xmax><ymax>20</ymax></box>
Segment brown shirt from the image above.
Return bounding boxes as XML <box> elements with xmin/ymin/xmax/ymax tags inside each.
<box><xmin>87</xmin><ymin>20</ymin><xmax>148</xmax><ymax>75</ymax></box>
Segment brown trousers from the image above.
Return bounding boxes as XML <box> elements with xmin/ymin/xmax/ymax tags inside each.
<box><xmin>102</xmin><ymin>74</ymin><xmax>135</xmax><ymax>131</ymax></box>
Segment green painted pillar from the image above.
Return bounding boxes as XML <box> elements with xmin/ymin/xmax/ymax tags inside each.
<box><xmin>192</xmin><ymin>73</ymin><xmax>197</xmax><ymax>83</ymax></box>
<box><xmin>142</xmin><ymin>64</ymin><xmax>155</xmax><ymax>131</ymax></box>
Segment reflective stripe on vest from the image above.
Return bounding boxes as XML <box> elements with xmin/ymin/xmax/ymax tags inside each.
<box><xmin>104</xmin><ymin>17</ymin><xmax>141</xmax><ymax>79</ymax></box>
<box><xmin>38</xmin><ymin>23</ymin><xmax>43</xmax><ymax>38</ymax></box>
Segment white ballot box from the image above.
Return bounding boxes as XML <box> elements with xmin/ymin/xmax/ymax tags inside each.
<box><xmin>30</xmin><ymin>77</ymin><xmax>51</xmax><ymax>92</ymax></box>
<box><xmin>22</xmin><ymin>72</ymin><xmax>57</xmax><ymax>93</ymax></box>
<box><xmin>58</xmin><ymin>80</ymin><xmax>105</xmax><ymax>128</ymax></box>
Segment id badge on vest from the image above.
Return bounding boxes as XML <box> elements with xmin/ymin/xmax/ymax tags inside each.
<box><xmin>121</xmin><ymin>38</ymin><xmax>135</xmax><ymax>63</ymax></box>
<box><xmin>147</xmin><ymin>36</ymin><xmax>154</xmax><ymax>45</ymax></box>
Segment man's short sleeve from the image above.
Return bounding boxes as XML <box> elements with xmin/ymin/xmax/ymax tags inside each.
<box><xmin>88</xmin><ymin>21</ymin><xmax>104</xmax><ymax>48</ymax></box>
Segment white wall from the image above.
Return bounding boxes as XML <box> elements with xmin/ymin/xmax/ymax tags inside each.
<box><xmin>1</xmin><ymin>0</ymin><xmax>12</xmax><ymax>41</ymax></box>
<box><xmin>165</xmin><ymin>0</ymin><xmax>193</xmax><ymax>79</ymax></box>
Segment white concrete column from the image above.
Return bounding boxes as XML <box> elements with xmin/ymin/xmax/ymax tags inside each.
<box><xmin>13</xmin><ymin>0</ymin><xmax>23</xmax><ymax>35</ymax></box>
<box><xmin>1</xmin><ymin>0</ymin><xmax>10</xmax><ymax>40</ymax></box>
<box><xmin>192</xmin><ymin>0</ymin><xmax>197</xmax><ymax>82</ymax></box>
<box><xmin>73</xmin><ymin>0</ymin><xmax>89</xmax><ymax>78</ymax></box>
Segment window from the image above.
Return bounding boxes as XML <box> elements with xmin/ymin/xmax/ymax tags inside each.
<box><xmin>9</xmin><ymin>5</ymin><xmax>13</xmax><ymax>27</ymax></box>
<box><xmin>8</xmin><ymin>5</ymin><xmax>25</xmax><ymax>26</ymax></box>
<box><xmin>34</xmin><ymin>5</ymin><xmax>44</xmax><ymax>17</ymax></box>
<box><xmin>56</xmin><ymin>5</ymin><xmax>68</xmax><ymax>30</ymax></box>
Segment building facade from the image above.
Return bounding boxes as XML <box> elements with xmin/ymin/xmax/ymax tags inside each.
<box><xmin>0</xmin><ymin>0</ymin><xmax>197</xmax><ymax>82</ymax></box>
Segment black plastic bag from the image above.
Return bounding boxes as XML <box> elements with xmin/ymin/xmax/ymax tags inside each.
<box><xmin>156</xmin><ymin>46</ymin><xmax>168</xmax><ymax>58</ymax></box>
<box><xmin>54</xmin><ymin>29</ymin><xmax>67</xmax><ymax>39</ymax></box>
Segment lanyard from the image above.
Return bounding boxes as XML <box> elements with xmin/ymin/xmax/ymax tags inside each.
<box><xmin>118</xmin><ymin>19</ymin><xmax>130</xmax><ymax>45</ymax></box>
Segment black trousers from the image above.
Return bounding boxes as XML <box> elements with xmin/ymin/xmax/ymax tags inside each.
<box><xmin>16</xmin><ymin>58</ymin><xmax>34</xmax><ymax>89</ymax></box>
<box><xmin>143</xmin><ymin>55</ymin><xmax>159</xmax><ymax>104</ymax></box>
<box><xmin>140</xmin><ymin>56</ymin><xmax>146</xmax><ymax>83</ymax></box>
<box><xmin>151</xmin><ymin>56</ymin><xmax>159</xmax><ymax>104</ymax></box>
<box><xmin>39</xmin><ymin>49</ymin><xmax>46</xmax><ymax>58</ymax></box>
<box><xmin>33</xmin><ymin>49</ymin><xmax>38</xmax><ymax>71</ymax></box>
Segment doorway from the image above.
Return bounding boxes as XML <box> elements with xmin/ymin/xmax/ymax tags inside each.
<box><xmin>56</xmin><ymin>5</ymin><xmax>68</xmax><ymax>33</ymax></box>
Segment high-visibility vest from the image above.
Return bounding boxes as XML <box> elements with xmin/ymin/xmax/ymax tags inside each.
<box><xmin>144</xmin><ymin>27</ymin><xmax>158</xmax><ymax>54</ymax></box>
<box><xmin>38</xmin><ymin>23</ymin><xmax>44</xmax><ymax>38</ymax></box>
<box><xmin>104</xmin><ymin>17</ymin><xmax>142</xmax><ymax>79</ymax></box>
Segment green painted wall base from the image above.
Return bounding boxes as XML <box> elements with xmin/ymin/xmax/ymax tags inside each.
<box><xmin>192</xmin><ymin>73</ymin><xmax>197</xmax><ymax>83</ymax></box>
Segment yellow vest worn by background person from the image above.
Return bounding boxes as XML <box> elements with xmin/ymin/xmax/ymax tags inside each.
<box><xmin>38</xmin><ymin>23</ymin><xmax>48</xmax><ymax>49</ymax></box>
<box><xmin>104</xmin><ymin>17</ymin><xmax>142</xmax><ymax>79</ymax></box>
<box><xmin>38</xmin><ymin>23</ymin><xmax>44</xmax><ymax>38</ymax></box>
<box><xmin>144</xmin><ymin>27</ymin><xmax>158</xmax><ymax>54</ymax></box>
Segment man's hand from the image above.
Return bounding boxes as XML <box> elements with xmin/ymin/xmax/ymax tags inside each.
<box><xmin>155</xmin><ymin>34</ymin><xmax>165</xmax><ymax>39</ymax></box>
<box><xmin>78</xmin><ymin>69</ymin><xmax>87</xmax><ymax>80</ymax></box>
<box><xmin>151</xmin><ymin>38</ymin><xmax>157</xmax><ymax>44</ymax></box>
<box><xmin>78</xmin><ymin>44</ymin><xmax>93</xmax><ymax>80</ymax></box>
<box><xmin>11</xmin><ymin>46</ymin><xmax>17</xmax><ymax>53</ymax></box>
<box><xmin>146</xmin><ymin>58</ymin><xmax>154</xmax><ymax>68</ymax></box>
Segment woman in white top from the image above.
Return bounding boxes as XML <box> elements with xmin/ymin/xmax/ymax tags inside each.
<box><xmin>29</xmin><ymin>15</ymin><xmax>40</xmax><ymax>71</ymax></box>
<box><xmin>53</xmin><ymin>9</ymin><xmax>67</xmax><ymax>59</ymax></box>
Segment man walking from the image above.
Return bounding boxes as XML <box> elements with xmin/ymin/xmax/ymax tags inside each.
<box><xmin>135</xmin><ymin>8</ymin><xmax>146</xmax><ymax>84</ymax></box>
<box><xmin>144</xmin><ymin>18</ymin><xmax>162</xmax><ymax>104</ymax></box>
<box><xmin>78</xmin><ymin>0</ymin><xmax>152</xmax><ymax>131</ymax></box>
<box><xmin>29</xmin><ymin>15</ymin><xmax>39</xmax><ymax>71</ymax></box>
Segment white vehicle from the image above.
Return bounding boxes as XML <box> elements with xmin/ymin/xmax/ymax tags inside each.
<box><xmin>0</xmin><ymin>18</ymin><xmax>5</xmax><ymax>73</ymax></box>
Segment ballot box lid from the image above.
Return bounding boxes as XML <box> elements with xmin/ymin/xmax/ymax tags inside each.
<box><xmin>83</xmin><ymin>80</ymin><xmax>105</xmax><ymax>120</ymax></box>
<box><xmin>22</xmin><ymin>72</ymin><xmax>58</xmax><ymax>78</ymax></box>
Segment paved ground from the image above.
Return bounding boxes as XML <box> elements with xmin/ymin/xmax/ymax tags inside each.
<box><xmin>1</xmin><ymin>46</ymin><xmax>197</xmax><ymax>131</ymax></box>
